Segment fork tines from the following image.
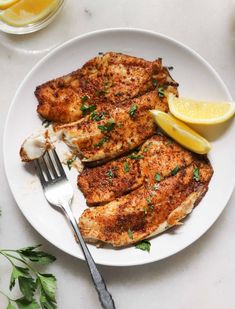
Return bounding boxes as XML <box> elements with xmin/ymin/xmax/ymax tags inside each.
<box><xmin>34</xmin><ymin>149</ymin><xmax>66</xmax><ymax>186</ymax></box>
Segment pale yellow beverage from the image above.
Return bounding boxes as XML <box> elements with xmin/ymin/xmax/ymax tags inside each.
<box><xmin>0</xmin><ymin>0</ymin><xmax>64</xmax><ymax>33</ymax></box>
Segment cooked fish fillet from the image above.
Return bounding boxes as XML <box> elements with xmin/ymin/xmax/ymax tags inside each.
<box><xmin>79</xmin><ymin>159</ymin><xmax>213</xmax><ymax>247</ymax></box>
<box><xmin>53</xmin><ymin>90</ymin><xmax>169</xmax><ymax>164</ymax></box>
<box><xmin>36</xmin><ymin>52</ymin><xmax>178</xmax><ymax>123</ymax></box>
<box><xmin>20</xmin><ymin>90</ymin><xmax>169</xmax><ymax>163</ymax></box>
<box><xmin>78</xmin><ymin>134</ymin><xmax>195</xmax><ymax>205</ymax></box>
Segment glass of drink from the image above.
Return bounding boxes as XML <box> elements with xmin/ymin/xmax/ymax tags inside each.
<box><xmin>0</xmin><ymin>0</ymin><xmax>65</xmax><ymax>34</ymax></box>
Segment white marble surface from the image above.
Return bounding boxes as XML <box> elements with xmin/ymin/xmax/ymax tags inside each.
<box><xmin>0</xmin><ymin>0</ymin><xmax>235</xmax><ymax>308</ymax></box>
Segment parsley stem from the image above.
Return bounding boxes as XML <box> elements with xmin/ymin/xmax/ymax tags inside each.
<box><xmin>0</xmin><ymin>251</ymin><xmax>15</xmax><ymax>266</ymax></box>
<box><xmin>0</xmin><ymin>251</ymin><xmax>38</xmax><ymax>275</ymax></box>
<box><xmin>0</xmin><ymin>289</ymin><xmax>14</xmax><ymax>302</ymax></box>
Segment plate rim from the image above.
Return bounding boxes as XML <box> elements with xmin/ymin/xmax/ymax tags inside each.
<box><xmin>3</xmin><ymin>27</ymin><xmax>234</xmax><ymax>267</ymax></box>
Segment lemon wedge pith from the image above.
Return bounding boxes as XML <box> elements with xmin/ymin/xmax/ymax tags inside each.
<box><xmin>168</xmin><ymin>93</ymin><xmax>235</xmax><ymax>125</ymax></box>
<box><xmin>150</xmin><ymin>110</ymin><xmax>211</xmax><ymax>154</ymax></box>
<box><xmin>0</xmin><ymin>0</ymin><xmax>58</xmax><ymax>27</ymax></box>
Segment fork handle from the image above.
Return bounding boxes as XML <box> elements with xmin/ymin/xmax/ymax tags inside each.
<box><xmin>61</xmin><ymin>203</ymin><xmax>116</xmax><ymax>309</ymax></box>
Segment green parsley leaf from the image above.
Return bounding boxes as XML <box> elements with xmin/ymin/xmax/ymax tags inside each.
<box><xmin>152</xmin><ymin>79</ymin><xmax>157</xmax><ymax>87</ymax></box>
<box><xmin>66</xmin><ymin>155</ymin><xmax>77</xmax><ymax>170</ymax></box>
<box><xmin>117</xmin><ymin>122</ymin><xmax>123</xmax><ymax>128</ymax></box>
<box><xmin>18</xmin><ymin>277</ymin><xmax>37</xmax><ymax>302</ymax></box>
<box><xmin>128</xmin><ymin>104</ymin><xmax>138</xmax><ymax>117</ymax></box>
<box><xmin>171</xmin><ymin>165</ymin><xmax>180</xmax><ymax>176</ymax></box>
<box><xmin>7</xmin><ymin>302</ymin><xmax>16</xmax><ymax>309</ymax></box>
<box><xmin>193</xmin><ymin>167</ymin><xmax>200</xmax><ymax>181</ymax></box>
<box><xmin>98</xmin><ymin>120</ymin><xmax>115</xmax><ymax>132</ymax></box>
<box><xmin>18</xmin><ymin>245</ymin><xmax>56</xmax><ymax>265</ymax></box>
<box><xmin>127</xmin><ymin>228</ymin><xmax>133</xmax><ymax>240</ymax></box>
<box><xmin>155</xmin><ymin>173</ymin><xmax>161</xmax><ymax>182</ymax></box>
<box><xmin>106</xmin><ymin>169</ymin><xmax>115</xmax><ymax>179</ymax></box>
<box><xmin>15</xmin><ymin>298</ymin><xmax>40</xmax><ymax>309</ymax></box>
<box><xmin>37</xmin><ymin>274</ymin><xmax>56</xmax><ymax>302</ymax></box>
<box><xmin>146</xmin><ymin>197</ymin><xmax>154</xmax><ymax>210</ymax></box>
<box><xmin>80</xmin><ymin>104</ymin><xmax>96</xmax><ymax>115</ymax></box>
<box><xmin>143</xmin><ymin>142</ymin><xmax>152</xmax><ymax>153</ymax></box>
<box><xmin>135</xmin><ymin>240</ymin><xmax>151</xmax><ymax>252</ymax></box>
<box><xmin>146</xmin><ymin>197</ymin><xmax>152</xmax><ymax>204</ymax></box>
<box><xmin>40</xmin><ymin>289</ymin><xmax>57</xmax><ymax>309</ymax></box>
<box><xmin>10</xmin><ymin>266</ymin><xmax>30</xmax><ymax>290</ymax></box>
<box><xmin>94</xmin><ymin>136</ymin><xmax>109</xmax><ymax>147</ymax></box>
<box><xmin>90</xmin><ymin>111</ymin><xmax>107</xmax><ymax>121</ymax></box>
<box><xmin>124</xmin><ymin>162</ymin><xmax>129</xmax><ymax>173</ymax></box>
<box><xmin>128</xmin><ymin>154</ymin><xmax>144</xmax><ymax>160</ymax></box>
<box><xmin>158</xmin><ymin>87</ymin><xmax>165</xmax><ymax>98</ymax></box>
<box><xmin>81</xmin><ymin>95</ymin><xmax>88</xmax><ymax>103</ymax></box>
<box><xmin>42</xmin><ymin>119</ymin><xmax>52</xmax><ymax>128</ymax></box>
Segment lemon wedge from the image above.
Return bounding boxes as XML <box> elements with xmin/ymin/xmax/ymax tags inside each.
<box><xmin>168</xmin><ymin>93</ymin><xmax>235</xmax><ymax>125</ymax></box>
<box><xmin>0</xmin><ymin>0</ymin><xmax>58</xmax><ymax>26</ymax></box>
<box><xmin>0</xmin><ymin>0</ymin><xmax>20</xmax><ymax>10</ymax></box>
<box><xmin>150</xmin><ymin>110</ymin><xmax>211</xmax><ymax>154</ymax></box>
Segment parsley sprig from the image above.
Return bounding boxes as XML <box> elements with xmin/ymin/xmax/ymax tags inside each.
<box><xmin>0</xmin><ymin>245</ymin><xmax>57</xmax><ymax>309</ymax></box>
<box><xmin>135</xmin><ymin>240</ymin><xmax>151</xmax><ymax>252</ymax></box>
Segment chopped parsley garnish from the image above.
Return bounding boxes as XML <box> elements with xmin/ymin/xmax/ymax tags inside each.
<box><xmin>98</xmin><ymin>120</ymin><xmax>115</xmax><ymax>132</ymax></box>
<box><xmin>117</xmin><ymin>122</ymin><xmax>123</xmax><ymax>128</ymax></box>
<box><xmin>106</xmin><ymin>169</ymin><xmax>115</xmax><ymax>179</ymax></box>
<box><xmin>155</xmin><ymin>173</ymin><xmax>161</xmax><ymax>182</ymax></box>
<box><xmin>128</xmin><ymin>154</ymin><xmax>144</xmax><ymax>160</ymax></box>
<box><xmin>128</xmin><ymin>228</ymin><xmax>134</xmax><ymax>239</ymax></box>
<box><xmin>146</xmin><ymin>197</ymin><xmax>154</xmax><ymax>210</ymax></box>
<box><xmin>124</xmin><ymin>162</ymin><xmax>129</xmax><ymax>173</ymax></box>
<box><xmin>152</xmin><ymin>79</ymin><xmax>157</xmax><ymax>87</ymax></box>
<box><xmin>167</xmin><ymin>139</ymin><xmax>173</xmax><ymax>145</ymax></box>
<box><xmin>94</xmin><ymin>136</ymin><xmax>109</xmax><ymax>147</ymax></box>
<box><xmin>67</xmin><ymin>155</ymin><xmax>77</xmax><ymax>170</ymax></box>
<box><xmin>143</xmin><ymin>142</ymin><xmax>153</xmax><ymax>152</ymax></box>
<box><xmin>80</xmin><ymin>103</ymin><xmax>96</xmax><ymax>115</ymax></box>
<box><xmin>128</xmin><ymin>104</ymin><xmax>138</xmax><ymax>117</ymax></box>
<box><xmin>168</xmin><ymin>66</ymin><xmax>174</xmax><ymax>70</ymax></box>
<box><xmin>193</xmin><ymin>167</ymin><xmax>200</xmax><ymax>181</ymax></box>
<box><xmin>171</xmin><ymin>165</ymin><xmax>180</xmax><ymax>176</ymax></box>
<box><xmin>97</xmin><ymin>81</ymin><xmax>109</xmax><ymax>96</ymax></box>
<box><xmin>152</xmin><ymin>183</ymin><xmax>160</xmax><ymax>191</ymax></box>
<box><xmin>144</xmin><ymin>208</ymin><xmax>148</xmax><ymax>215</ymax></box>
<box><xmin>90</xmin><ymin>111</ymin><xmax>107</xmax><ymax>121</ymax></box>
<box><xmin>42</xmin><ymin>119</ymin><xmax>52</xmax><ymax>128</ymax></box>
<box><xmin>98</xmin><ymin>52</ymin><xmax>104</xmax><ymax>55</ymax></box>
<box><xmin>97</xmin><ymin>90</ymin><xmax>105</xmax><ymax>96</ymax></box>
<box><xmin>135</xmin><ymin>240</ymin><xmax>151</xmax><ymax>252</ymax></box>
<box><xmin>81</xmin><ymin>95</ymin><xmax>88</xmax><ymax>102</ymax></box>
<box><xmin>146</xmin><ymin>197</ymin><xmax>152</xmax><ymax>204</ymax></box>
<box><xmin>158</xmin><ymin>87</ymin><xmax>165</xmax><ymax>98</ymax></box>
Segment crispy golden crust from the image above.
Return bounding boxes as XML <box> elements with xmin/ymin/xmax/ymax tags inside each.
<box><xmin>36</xmin><ymin>52</ymin><xmax>178</xmax><ymax>123</ymax></box>
<box><xmin>78</xmin><ymin>159</ymin><xmax>213</xmax><ymax>247</ymax></box>
<box><xmin>54</xmin><ymin>91</ymin><xmax>169</xmax><ymax>163</ymax></box>
<box><xmin>78</xmin><ymin>157</ymin><xmax>143</xmax><ymax>206</ymax></box>
<box><xmin>77</xmin><ymin>134</ymin><xmax>195</xmax><ymax>205</ymax></box>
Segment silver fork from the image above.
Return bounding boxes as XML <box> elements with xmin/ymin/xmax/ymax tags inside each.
<box><xmin>34</xmin><ymin>149</ymin><xmax>115</xmax><ymax>309</ymax></box>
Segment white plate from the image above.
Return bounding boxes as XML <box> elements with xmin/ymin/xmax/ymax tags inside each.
<box><xmin>3</xmin><ymin>28</ymin><xmax>235</xmax><ymax>267</ymax></box>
